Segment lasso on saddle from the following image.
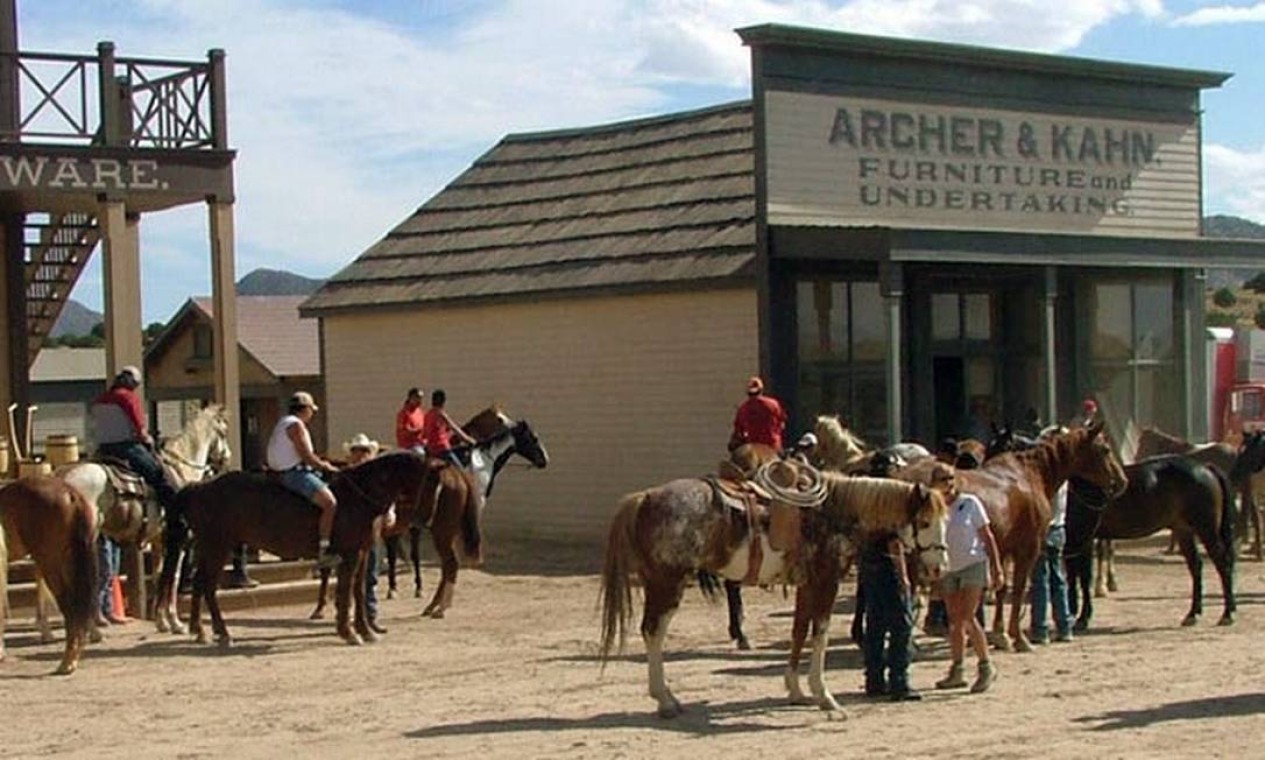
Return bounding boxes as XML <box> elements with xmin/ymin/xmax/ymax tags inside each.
<box><xmin>708</xmin><ymin>458</ymin><xmax>827</xmax><ymax>585</ymax></box>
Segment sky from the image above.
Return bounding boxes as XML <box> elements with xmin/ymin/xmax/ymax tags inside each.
<box><xmin>19</xmin><ymin>0</ymin><xmax>1265</xmax><ymax>323</ymax></box>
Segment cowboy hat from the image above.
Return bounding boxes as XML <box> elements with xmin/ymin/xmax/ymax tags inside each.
<box><xmin>342</xmin><ymin>433</ymin><xmax>380</xmax><ymax>456</ymax></box>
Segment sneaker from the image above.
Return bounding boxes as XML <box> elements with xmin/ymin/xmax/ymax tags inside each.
<box><xmin>864</xmin><ymin>681</ymin><xmax>888</xmax><ymax>698</ymax></box>
<box><xmin>1054</xmin><ymin>630</ymin><xmax>1074</xmax><ymax>643</ymax></box>
<box><xmin>970</xmin><ymin>661</ymin><xmax>996</xmax><ymax>694</ymax></box>
<box><xmin>1032</xmin><ymin>630</ymin><xmax>1051</xmax><ymax>645</ymax></box>
<box><xmin>315</xmin><ymin>550</ymin><xmax>343</xmax><ymax>570</ymax></box>
<box><xmin>225</xmin><ymin>574</ymin><xmax>260</xmax><ymax>590</ymax></box>
<box><xmin>935</xmin><ymin>664</ymin><xmax>967</xmax><ymax>690</ymax></box>
<box><xmin>889</xmin><ymin>688</ymin><xmax>923</xmax><ymax>702</ymax></box>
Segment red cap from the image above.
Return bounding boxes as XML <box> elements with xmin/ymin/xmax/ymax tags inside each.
<box><xmin>1083</xmin><ymin>398</ymin><xmax>1098</xmax><ymax>413</ymax></box>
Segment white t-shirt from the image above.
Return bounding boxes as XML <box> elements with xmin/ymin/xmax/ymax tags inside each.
<box><xmin>266</xmin><ymin>414</ymin><xmax>310</xmax><ymax>471</ymax></box>
<box><xmin>1050</xmin><ymin>483</ymin><xmax>1068</xmax><ymax>528</ymax></box>
<box><xmin>946</xmin><ymin>493</ymin><xmax>990</xmax><ymax>572</ymax></box>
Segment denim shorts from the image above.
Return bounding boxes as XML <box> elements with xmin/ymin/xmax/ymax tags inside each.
<box><xmin>940</xmin><ymin>561</ymin><xmax>988</xmax><ymax>593</ymax></box>
<box><xmin>280</xmin><ymin>468</ymin><xmax>326</xmax><ymax>500</ymax></box>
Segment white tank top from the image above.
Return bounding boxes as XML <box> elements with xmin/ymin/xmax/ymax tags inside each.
<box><xmin>266</xmin><ymin>414</ymin><xmax>310</xmax><ymax>471</ymax></box>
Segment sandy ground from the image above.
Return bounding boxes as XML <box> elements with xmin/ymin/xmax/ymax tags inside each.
<box><xmin>3</xmin><ymin>536</ymin><xmax>1264</xmax><ymax>760</ymax></box>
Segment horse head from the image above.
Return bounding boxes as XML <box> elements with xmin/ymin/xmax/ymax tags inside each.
<box><xmin>1065</xmin><ymin>420</ymin><xmax>1128</xmax><ymax>497</ymax></box>
<box><xmin>902</xmin><ymin>483</ymin><xmax>949</xmax><ymax>582</ymax></box>
<box><xmin>510</xmin><ymin>419</ymin><xmax>549</xmax><ymax>468</ymax></box>
<box><xmin>1230</xmin><ymin>430</ymin><xmax>1265</xmax><ymax>483</ymax></box>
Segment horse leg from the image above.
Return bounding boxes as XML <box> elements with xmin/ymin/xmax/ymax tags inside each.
<box><xmin>641</xmin><ymin>576</ymin><xmax>686</xmax><ymax>718</ymax></box>
<box><xmin>309</xmin><ymin>567</ymin><xmax>331</xmax><ymax>620</ymax></box>
<box><xmin>802</xmin><ymin>568</ymin><xmax>843</xmax><ymax>713</ymax></box>
<box><xmin>1175</xmin><ymin>530</ymin><xmax>1203</xmax><ymax>626</ymax></box>
<box><xmin>34</xmin><ymin>575</ymin><xmax>56</xmax><ymax>644</ymax></box>
<box><xmin>384</xmin><ymin>533</ymin><xmax>399</xmax><ymax>599</ymax></box>
<box><xmin>723</xmin><ymin>580</ymin><xmax>749</xmax><ymax>649</ymax></box>
<box><xmin>157</xmin><ymin>528</ymin><xmax>188</xmax><ymax>635</ymax></box>
<box><xmin>421</xmin><ymin>536</ymin><xmax>457</xmax><ymax>619</ymax></box>
<box><xmin>785</xmin><ymin>585</ymin><xmax>814</xmax><ymax>705</ymax></box>
<box><xmin>1105</xmin><ymin>540</ymin><xmax>1118</xmax><ymax>592</ymax></box>
<box><xmin>196</xmin><ymin>547</ymin><xmax>232</xmax><ymax>646</ymax></box>
<box><xmin>1008</xmin><ymin>553</ymin><xmax>1037</xmax><ymax>653</ymax></box>
<box><xmin>1067</xmin><ymin>553</ymin><xmax>1093</xmax><ymax>632</ymax></box>
<box><xmin>1196</xmin><ymin>515</ymin><xmax>1238</xmax><ymax>626</ymax></box>
<box><xmin>1094</xmin><ymin>539</ymin><xmax>1109</xmax><ymax>597</ymax></box>
<box><xmin>352</xmin><ymin>549</ymin><xmax>376</xmax><ymax>643</ymax></box>
<box><xmin>988</xmin><ymin>564</ymin><xmax>1010</xmax><ymax>651</ymax></box>
<box><xmin>335</xmin><ymin>556</ymin><xmax>363</xmax><ymax>645</ymax></box>
<box><xmin>410</xmin><ymin>526</ymin><xmax>423</xmax><ymax>598</ymax></box>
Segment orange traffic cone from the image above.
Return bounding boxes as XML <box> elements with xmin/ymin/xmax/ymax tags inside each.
<box><xmin>109</xmin><ymin>575</ymin><xmax>129</xmax><ymax>624</ymax></box>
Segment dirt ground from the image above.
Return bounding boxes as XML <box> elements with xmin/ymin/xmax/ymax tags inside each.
<box><xmin>3</xmin><ymin>536</ymin><xmax>1264</xmax><ymax>759</ymax></box>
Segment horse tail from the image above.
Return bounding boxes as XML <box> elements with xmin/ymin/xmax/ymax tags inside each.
<box><xmin>1213</xmin><ymin>464</ymin><xmax>1236</xmax><ymax>565</ymax></box>
<box><xmin>458</xmin><ymin>472</ymin><xmax>483</xmax><ymax>566</ymax></box>
<box><xmin>599</xmin><ymin>490</ymin><xmax>645</xmax><ymax>666</ymax></box>
<box><xmin>61</xmin><ymin>488</ymin><xmax>99</xmax><ymax>647</ymax></box>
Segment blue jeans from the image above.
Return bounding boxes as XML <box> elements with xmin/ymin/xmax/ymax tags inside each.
<box><xmin>861</xmin><ymin>556</ymin><xmax>914</xmax><ymax>692</ymax></box>
<box><xmin>98</xmin><ymin>441</ymin><xmax>179</xmax><ymax>509</ymax></box>
<box><xmin>365</xmin><ymin>541</ymin><xmax>381</xmax><ymax>620</ymax></box>
<box><xmin>1032</xmin><ymin>525</ymin><xmax>1071</xmax><ymax>637</ymax></box>
<box><xmin>97</xmin><ymin>535</ymin><xmax>121</xmax><ymax>616</ymax></box>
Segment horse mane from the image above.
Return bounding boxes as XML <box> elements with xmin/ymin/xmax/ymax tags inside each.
<box><xmin>813</xmin><ymin>415</ymin><xmax>869</xmax><ymax>469</ymax></box>
<box><xmin>462</xmin><ymin>404</ymin><xmax>510</xmax><ymax>440</ymax></box>
<box><xmin>821</xmin><ymin>472</ymin><xmax>942</xmax><ymax>531</ymax></box>
<box><xmin>163</xmin><ymin>404</ymin><xmax>227</xmax><ymax>459</ymax></box>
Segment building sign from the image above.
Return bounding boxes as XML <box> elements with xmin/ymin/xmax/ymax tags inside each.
<box><xmin>765</xmin><ymin>91</ymin><xmax>1200</xmax><ymax>238</ymax></box>
<box><xmin>0</xmin><ymin>150</ymin><xmax>233</xmax><ymax>198</ymax></box>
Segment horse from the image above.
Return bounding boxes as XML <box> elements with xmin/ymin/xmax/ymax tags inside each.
<box><xmin>0</xmin><ymin>476</ymin><xmax>98</xmax><ymax>674</ymax></box>
<box><xmin>1137</xmin><ymin>427</ymin><xmax>1265</xmax><ymax>561</ymax></box>
<box><xmin>1066</xmin><ymin>452</ymin><xmax>1246</xmax><ymax>630</ymax></box>
<box><xmin>598</xmin><ymin>459</ymin><xmax>948</xmax><ymax>717</ymax></box>
<box><xmin>812</xmin><ymin>415</ymin><xmax>932</xmax><ymax>474</ymax></box>
<box><xmin>372</xmin><ymin>405</ymin><xmax>548</xmax><ymax>609</ymax></box>
<box><xmin>164</xmin><ymin>451</ymin><xmax>447</xmax><ymax>646</ymax></box>
<box><xmin>895</xmin><ymin>420</ymin><xmax>1128</xmax><ymax>651</ymax></box>
<box><xmin>56</xmin><ymin>404</ymin><xmax>231</xmax><ymax>636</ymax></box>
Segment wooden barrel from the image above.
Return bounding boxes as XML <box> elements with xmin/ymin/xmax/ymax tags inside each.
<box><xmin>45</xmin><ymin>434</ymin><xmax>80</xmax><ymax>467</ymax></box>
<box><xmin>18</xmin><ymin>459</ymin><xmax>52</xmax><ymax>478</ymax></box>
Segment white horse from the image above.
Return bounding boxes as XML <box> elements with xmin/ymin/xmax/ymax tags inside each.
<box><xmin>53</xmin><ymin>404</ymin><xmax>231</xmax><ymax>638</ymax></box>
<box><xmin>812</xmin><ymin>415</ymin><xmax>932</xmax><ymax>474</ymax></box>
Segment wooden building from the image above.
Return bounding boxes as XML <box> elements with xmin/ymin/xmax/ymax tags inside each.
<box><xmin>302</xmin><ymin>25</ymin><xmax>1265</xmax><ymax>542</ymax></box>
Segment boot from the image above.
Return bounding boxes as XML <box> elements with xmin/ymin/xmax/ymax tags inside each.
<box><xmin>970</xmin><ymin>659</ymin><xmax>996</xmax><ymax>694</ymax></box>
<box><xmin>935</xmin><ymin>661</ymin><xmax>967</xmax><ymax>690</ymax></box>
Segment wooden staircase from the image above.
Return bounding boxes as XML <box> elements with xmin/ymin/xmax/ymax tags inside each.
<box><xmin>23</xmin><ymin>211</ymin><xmax>100</xmax><ymax>365</ymax></box>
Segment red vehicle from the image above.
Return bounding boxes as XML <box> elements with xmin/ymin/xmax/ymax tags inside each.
<box><xmin>1216</xmin><ymin>328</ymin><xmax>1265</xmax><ymax>445</ymax></box>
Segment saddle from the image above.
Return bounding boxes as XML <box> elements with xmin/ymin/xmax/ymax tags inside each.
<box><xmin>93</xmin><ymin>456</ymin><xmax>151</xmax><ymax>540</ymax></box>
<box><xmin>707</xmin><ymin>465</ymin><xmax>806</xmax><ymax>586</ymax></box>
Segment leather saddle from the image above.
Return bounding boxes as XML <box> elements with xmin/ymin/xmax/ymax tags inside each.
<box><xmin>707</xmin><ymin>464</ymin><xmax>805</xmax><ymax>585</ymax></box>
<box><xmin>92</xmin><ymin>456</ymin><xmax>152</xmax><ymax>540</ymax></box>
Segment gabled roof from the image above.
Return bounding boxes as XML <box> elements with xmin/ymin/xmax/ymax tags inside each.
<box><xmin>147</xmin><ymin>295</ymin><xmax>319</xmax><ymax>377</ymax></box>
<box><xmin>302</xmin><ymin>101</ymin><xmax>757</xmax><ymax>315</ymax></box>
<box><xmin>32</xmin><ymin>347</ymin><xmax>106</xmax><ymax>383</ymax></box>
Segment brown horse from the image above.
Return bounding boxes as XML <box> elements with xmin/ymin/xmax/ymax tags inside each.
<box><xmin>896</xmin><ymin>420</ymin><xmax>1128</xmax><ymax>651</ymax></box>
<box><xmin>598</xmin><ymin>460</ymin><xmax>948</xmax><ymax>717</ymax></box>
<box><xmin>0</xmin><ymin>477</ymin><xmax>98</xmax><ymax>674</ymax></box>
<box><xmin>404</xmin><ymin>460</ymin><xmax>482</xmax><ymax>619</ymax></box>
<box><xmin>163</xmin><ymin>451</ymin><xmax>442</xmax><ymax>646</ymax></box>
<box><xmin>1137</xmin><ymin>427</ymin><xmax>1265</xmax><ymax>560</ymax></box>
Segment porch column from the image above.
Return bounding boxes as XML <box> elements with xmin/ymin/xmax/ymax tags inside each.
<box><xmin>0</xmin><ymin>218</ymin><xmax>27</xmax><ymax>440</ymax></box>
<box><xmin>882</xmin><ymin>262</ymin><xmax>904</xmax><ymax>442</ymax></box>
<box><xmin>209</xmin><ymin>199</ymin><xmax>241</xmax><ymax>469</ymax></box>
<box><xmin>99</xmin><ymin>201</ymin><xmax>148</xmax><ymax>617</ymax></box>
<box><xmin>1183</xmin><ymin>269</ymin><xmax>1207</xmax><ymax>439</ymax></box>
<box><xmin>1043</xmin><ymin>266</ymin><xmax>1058</xmax><ymax>427</ymax></box>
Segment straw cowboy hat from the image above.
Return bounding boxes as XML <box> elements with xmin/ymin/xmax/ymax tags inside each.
<box><xmin>342</xmin><ymin>433</ymin><xmax>380</xmax><ymax>456</ymax></box>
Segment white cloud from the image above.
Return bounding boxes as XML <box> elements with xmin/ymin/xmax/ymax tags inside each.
<box><xmin>1173</xmin><ymin>3</ymin><xmax>1265</xmax><ymax>26</ymax></box>
<box><xmin>1204</xmin><ymin>143</ymin><xmax>1265</xmax><ymax>224</ymax></box>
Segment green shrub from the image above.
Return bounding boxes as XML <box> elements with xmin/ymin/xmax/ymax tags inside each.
<box><xmin>1213</xmin><ymin>287</ymin><xmax>1238</xmax><ymax>308</ymax></box>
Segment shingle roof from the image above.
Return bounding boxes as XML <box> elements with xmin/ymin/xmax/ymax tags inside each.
<box><xmin>32</xmin><ymin>347</ymin><xmax>106</xmax><ymax>382</ymax></box>
<box><xmin>301</xmin><ymin>101</ymin><xmax>756</xmax><ymax>314</ymax></box>
<box><xmin>191</xmin><ymin>296</ymin><xmax>319</xmax><ymax>377</ymax></box>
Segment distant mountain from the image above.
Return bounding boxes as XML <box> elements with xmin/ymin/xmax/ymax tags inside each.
<box><xmin>50</xmin><ymin>299</ymin><xmax>103</xmax><ymax>338</ymax></box>
<box><xmin>236</xmin><ymin>268</ymin><xmax>324</xmax><ymax>296</ymax></box>
<box><xmin>1204</xmin><ymin>215</ymin><xmax>1265</xmax><ymax>291</ymax></box>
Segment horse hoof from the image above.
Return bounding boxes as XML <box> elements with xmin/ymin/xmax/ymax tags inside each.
<box><xmin>342</xmin><ymin>632</ymin><xmax>364</xmax><ymax>646</ymax></box>
<box><xmin>88</xmin><ymin>628</ymin><xmax>102</xmax><ymax>644</ymax></box>
<box><xmin>1218</xmin><ymin>614</ymin><xmax>1236</xmax><ymax>627</ymax></box>
<box><xmin>216</xmin><ymin>635</ymin><xmax>232</xmax><ymax>649</ymax></box>
<box><xmin>195</xmin><ymin>632</ymin><xmax>209</xmax><ymax>645</ymax></box>
<box><xmin>309</xmin><ymin>610</ymin><xmax>325</xmax><ymax>621</ymax></box>
<box><xmin>656</xmin><ymin>703</ymin><xmax>684</xmax><ymax>719</ymax></box>
<box><xmin>53</xmin><ymin>661</ymin><xmax>77</xmax><ymax>676</ymax></box>
<box><xmin>1073</xmin><ymin>619</ymin><xmax>1089</xmax><ymax>633</ymax></box>
<box><xmin>414</xmin><ymin>588</ymin><xmax>423</xmax><ymax>599</ymax></box>
<box><xmin>818</xmin><ymin>697</ymin><xmax>843</xmax><ymax>713</ymax></box>
<box><xmin>735</xmin><ymin>636</ymin><xmax>751</xmax><ymax>651</ymax></box>
<box><xmin>1014</xmin><ymin>637</ymin><xmax>1034</xmax><ymax>653</ymax></box>
<box><xmin>1181</xmin><ymin>615</ymin><xmax>1199</xmax><ymax>627</ymax></box>
<box><xmin>386</xmin><ymin>588</ymin><xmax>397</xmax><ymax>600</ymax></box>
<box><xmin>171</xmin><ymin>621</ymin><xmax>188</xmax><ymax>636</ymax></box>
<box><xmin>362</xmin><ymin>629</ymin><xmax>380</xmax><ymax>644</ymax></box>
<box><xmin>155</xmin><ymin>618</ymin><xmax>170</xmax><ymax>633</ymax></box>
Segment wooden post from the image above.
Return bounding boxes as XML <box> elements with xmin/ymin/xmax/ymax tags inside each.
<box><xmin>209</xmin><ymin>199</ymin><xmax>241</xmax><ymax>469</ymax></box>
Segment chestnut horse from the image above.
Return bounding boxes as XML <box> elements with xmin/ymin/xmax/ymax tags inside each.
<box><xmin>598</xmin><ymin>460</ymin><xmax>948</xmax><ymax>717</ymax></box>
<box><xmin>0</xmin><ymin>477</ymin><xmax>98</xmax><ymax>674</ymax></box>
<box><xmin>382</xmin><ymin>406</ymin><xmax>548</xmax><ymax>603</ymax></box>
<box><xmin>896</xmin><ymin>420</ymin><xmax>1128</xmax><ymax>651</ymax></box>
<box><xmin>163</xmin><ymin>451</ymin><xmax>442</xmax><ymax>646</ymax></box>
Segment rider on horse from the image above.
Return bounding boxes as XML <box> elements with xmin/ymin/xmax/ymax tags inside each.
<box><xmin>267</xmin><ymin>391</ymin><xmax>342</xmax><ymax>570</ymax></box>
<box><xmin>91</xmin><ymin>366</ymin><xmax>179</xmax><ymax>512</ymax></box>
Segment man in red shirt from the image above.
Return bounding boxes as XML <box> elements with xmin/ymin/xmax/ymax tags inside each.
<box><xmin>396</xmin><ymin>387</ymin><xmax>427</xmax><ymax>453</ymax></box>
<box><xmin>91</xmin><ymin>365</ymin><xmax>178</xmax><ymax>509</ymax></box>
<box><xmin>729</xmin><ymin>375</ymin><xmax>787</xmax><ymax>452</ymax></box>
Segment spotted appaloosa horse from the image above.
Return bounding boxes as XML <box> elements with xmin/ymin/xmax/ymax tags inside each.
<box><xmin>599</xmin><ymin>461</ymin><xmax>948</xmax><ymax>717</ymax></box>
<box><xmin>896</xmin><ymin>420</ymin><xmax>1128</xmax><ymax>652</ymax></box>
<box><xmin>0</xmin><ymin>476</ymin><xmax>98</xmax><ymax>675</ymax></box>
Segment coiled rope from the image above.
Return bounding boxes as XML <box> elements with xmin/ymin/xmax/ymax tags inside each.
<box><xmin>752</xmin><ymin>458</ymin><xmax>828</xmax><ymax>508</ymax></box>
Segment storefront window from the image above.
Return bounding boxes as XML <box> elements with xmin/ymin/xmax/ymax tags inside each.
<box><xmin>796</xmin><ymin>279</ymin><xmax>889</xmax><ymax>444</ymax></box>
<box><xmin>1085</xmin><ymin>275</ymin><xmax>1179</xmax><ymax>432</ymax></box>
